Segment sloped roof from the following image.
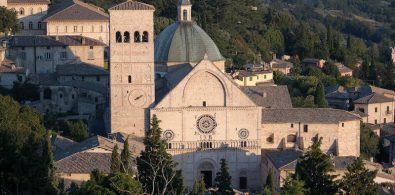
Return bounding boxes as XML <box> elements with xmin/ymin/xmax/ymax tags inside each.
<box><xmin>40</xmin><ymin>75</ymin><xmax>108</xmax><ymax>95</ymax></box>
<box><xmin>271</xmin><ymin>59</ymin><xmax>293</xmax><ymax>68</ymax></box>
<box><xmin>242</xmin><ymin>85</ymin><xmax>293</xmax><ymax>109</ymax></box>
<box><xmin>55</xmin><ymin>152</ymin><xmax>112</xmax><ymax>173</ymax></box>
<box><xmin>7</xmin><ymin>0</ymin><xmax>49</xmax><ymax>4</ymax></box>
<box><xmin>354</xmin><ymin>93</ymin><xmax>394</xmax><ymax>104</ymax></box>
<box><xmin>44</xmin><ymin>0</ymin><xmax>108</xmax><ymax>21</ymax></box>
<box><xmin>179</xmin><ymin>0</ymin><xmax>191</xmax><ymax>5</ymax></box>
<box><xmin>109</xmin><ymin>0</ymin><xmax>155</xmax><ymax>11</ymax></box>
<box><xmin>264</xmin><ymin>149</ymin><xmax>302</xmax><ymax>170</ymax></box>
<box><xmin>370</xmin><ymin>85</ymin><xmax>395</xmax><ymax>96</ymax></box>
<box><xmin>7</xmin><ymin>35</ymin><xmax>106</xmax><ymax>47</ymax></box>
<box><xmin>56</xmin><ymin>63</ymin><xmax>108</xmax><ymax>76</ymax></box>
<box><xmin>262</xmin><ymin>108</ymin><xmax>360</xmax><ymax>123</ymax></box>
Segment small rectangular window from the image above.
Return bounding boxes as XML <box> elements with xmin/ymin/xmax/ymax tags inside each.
<box><xmin>303</xmin><ymin>125</ymin><xmax>308</xmax><ymax>133</ymax></box>
<box><xmin>342</xmin><ymin>123</ymin><xmax>344</xmax><ymax>127</ymax></box>
<box><xmin>96</xmin><ymin>76</ymin><xmax>100</xmax><ymax>82</ymax></box>
<box><xmin>375</xmin><ymin>120</ymin><xmax>378</xmax><ymax>124</ymax></box>
<box><xmin>375</xmin><ymin>107</ymin><xmax>378</xmax><ymax>112</ymax></box>
<box><xmin>73</xmin><ymin>26</ymin><xmax>77</xmax><ymax>32</ymax></box>
<box><xmin>203</xmin><ymin>101</ymin><xmax>206</xmax><ymax>107</ymax></box>
<box><xmin>45</xmin><ymin>52</ymin><xmax>52</xmax><ymax>60</ymax></box>
<box><xmin>239</xmin><ymin>177</ymin><xmax>247</xmax><ymax>190</ymax></box>
<box><xmin>291</xmin><ymin>123</ymin><xmax>294</xmax><ymax>128</ymax></box>
<box><xmin>128</xmin><ymin>75</ymin><xmax>132</xmax><ymax>83</ymax></box>
<box><xmin>88</xmin><ymin>51</ymin><xmax>94</xmax><ymax>60</ymax></box>
<box><xmin>384</xmin><ymin>118</ymin><xmax>387</xmax><ymax>124</ymax></box>
<box><xmin>387</xmin><ymin>106</ymin><xmax>390</xmax><ymax>112</ymax></box>
<box><xmin>60</xmin><ymin>52</ymin><xmax>68</xmax><ymax>59</ymax></box>
<box><xmin>249</xmin><ymin>77</ymin><xmax>253</xmax><ymax>81</ymax></box>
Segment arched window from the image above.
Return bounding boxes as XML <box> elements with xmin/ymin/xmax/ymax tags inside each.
<box><xmin>19</xmin><ymin>8</ymin><xmax>25</xmax><ymax>15</ymax></box>
<box><xmin>123</xmin><ymin>31</ymin><xmax>130</xmax><ymax>43</ymax></box>
<box><xmin>30</xmin><ymin>8</ymin><xmax>34</xmax><ymax>15</ymax></box>
<box><xmin>43</xmin><ymin>88</ymin><xmax>52</xmax><ymax>100</ymax></box>
<box><xmin>183</xmin><ymin>10</ymin><xmax>188</xmax><ymax>21</ymax></box>
<box><xmin>20</xmin><ymin>22</ymin><xmax>24</xmax><ymax>30</ymax></box>
<box><xmin>116</xmin><ymin>31</ymin><xmax>122</xmax><ymax>43</ymax></box>
<box><xmin>287</xmin><ymin>134</ymin><xmax>297</xmax><ymax>143</ymax></box>
<box><xmin>134</xmin><ymin>31</ymin><xmax>141</xmax><ymax>42</ymax></box>
<box><xmin>142</xmin><ymin>31</ymin><xmax>149</xmax><ymax>42</ymax></box>
<box><xmin>28</xmin><ymin>22</ymin><xmax>33</xmax><ymax>30</ymax></box>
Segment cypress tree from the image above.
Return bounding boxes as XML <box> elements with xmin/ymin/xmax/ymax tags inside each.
<box><xmin>191</xmin><ymin>175</ymin><xmax>206</xmax><ymax>195</ymax></box>
<box><xmin>42</xmin><ymin>130</ymin><xmax>59</xmax><ymax>194</ymax></box>
<box><xmin>340</xmin><ymin>158</ymin><xmax>378</xmax><ymax>195</ymax></box>
<box><xmin>137</xmin><ymin>115</ymin><xmax>183</xmax><ymax>194</ymax></box>
<box><xmin>214</xmin><ymin>158</ymin><xmax>233</xmax><ymax>195</ymax></box>
<box><xmin>315</xmin><ymin>82</ymin><xmax>328</xmax><ymax>108</ymax></box>
<box><xmin>295</xmin><ymin>138</ymin><xmax>338</xmax><ymax>195</ymax></box>
<box><xmin>282</xmin><ymin>175</ymin><xmax>307</xmax><ymax>195</ymax></box>
<box><xmin>369</xmin><ymin>59</ymin><xmax>378</xmax><ymax>85</ymax></box>
<box><xmin>361</xmin><ymin>57</ymin><xmax>370</xmax><ymax>80</ymax></box>
<box><xmin>263</xmin><ymin>169</ymin><xmax>279</xmax><ymax>195</ymax></box>
<box><xmin>121</xmin><ymin>136</ymin><xmax>131</xmax><ymax>174</ymax></box>
<box><xmin>110</xmin><ymin>144</ymin><xmax>121</xmax><ymax>173</ymax></box>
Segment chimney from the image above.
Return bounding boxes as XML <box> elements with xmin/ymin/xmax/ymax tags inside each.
<box><xmin>81</xmin><ymin>37</ymin><xmax>86</xmax><ymax>45</ymax></box>
<box><xmin>272</xmin><ymin>53</ymin><xmax>277</xmax><ymax>60</ymax></box>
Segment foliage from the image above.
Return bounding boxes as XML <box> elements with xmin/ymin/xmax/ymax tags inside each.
<box><xmin>10</xmin><ymin>82</ymin><xmax>40</xmax><ymax>102</ymax></box>
<box><xmin>58</xmin><ymin>120</ymin><xmax>89</xmax><ymax>142</ymax></box>
<box><xmin>360</xmin><ymin>123</ymin><xmax>380</xmax><ymax>160</ymax></box>
<box><xmin>137</xmin><ymin>115</ymin><xmax>183</xmax><ymax>195</ymax></box>
<box><xmin>322</xmin><ymin>62</ymin><xmax>340</xmax><ymax>78</ymax></box>
<box><xmin>314</xmin><ymin>82</ymin><xmax>328</xmax><ymax>108</ymax></box>
<box><xmin>0</xmin><ymin>95</ymin><xmax>56</xmax><ymax>194</ymax></box>
<box><xmin>263</xmin><ymin>169</ymin><xmax>279</xmax><ymax>195</ymax></box>
<box><xmin>110</xmin><ymin>144</ymin><xmax>121</xmax><ymax>173</ymax></box>
<box><xmin>282</xmin><ymin>174</ymin><xmax>307</xmax><ymax>195</ymax></box>
<box><xmin>340</xmin><ymin>158</ymin><xmax>379</xmax><ymax>195</ymax></box>
<box><xmin>295</xmin><ymin>138</ymin><xmax>338</xmax><ymax>195</ymax></box>
<box><xmin>120</xmin><ymin>136</ymin><xmax>131</xmax><ymax>174</ymax></box>
<box><xmin>214</xmin><ymin>158</ymin><xmax>233</xmax><ymax>195</ymax></box>
<box><xmin>0</xmin><ymin>6</ymin><xmax>19</xmax><ymax>34</ymax></box>
<box><xmin>191</xmin><ymin>175</ymin><xmax>206</xmax><ymax>195</ymax></box>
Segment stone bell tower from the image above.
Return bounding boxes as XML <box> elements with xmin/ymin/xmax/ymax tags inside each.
<box><xmin>109</xmin><ymin>1</ymin><xmax>155</xmax><ymax>137</ymax></box>
<box><xmin>178</xmin><ymin>0</ymin><xmax>192</xmax><ymax>22</ymax></box>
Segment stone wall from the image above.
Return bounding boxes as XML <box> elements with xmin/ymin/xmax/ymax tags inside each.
<box><xmin>355</xmin><ymin>101</ymin><xmax>394</xmax><ymax>124</ymax></box>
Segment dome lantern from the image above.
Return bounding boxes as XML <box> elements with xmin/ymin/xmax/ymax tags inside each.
<box><xmin>178</xmin><ymin>0</ymin><xmax>192</xmax><ymax>22</ymax></box>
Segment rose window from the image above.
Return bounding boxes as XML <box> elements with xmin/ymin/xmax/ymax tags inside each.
<box><xmin>196</xmin><ymin>114</ymin><xmax>217</xmax><ymax>134</ymax></box>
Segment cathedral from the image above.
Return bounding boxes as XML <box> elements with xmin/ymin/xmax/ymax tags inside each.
<box><xmin>109</xmin><ymin>0</ymin><xmax>361</xmax><ymax>191</ymax></box>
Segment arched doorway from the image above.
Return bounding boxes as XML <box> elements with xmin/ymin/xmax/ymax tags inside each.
<box><xmin>198</xmin><ymin>161</ymin><xmax>215</xmax><ymax>188</ymax></box>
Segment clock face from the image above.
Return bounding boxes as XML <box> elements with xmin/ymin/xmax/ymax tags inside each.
<box><xmin>128</xmin><ymin>89</ymin><xmax>147</xmax><ymax>108</ymax></box>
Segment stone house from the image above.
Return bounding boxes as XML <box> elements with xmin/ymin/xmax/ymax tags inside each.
<box><xmin>335</xmin><ymin>62</ymin><xmax>353</xmax><ymax>77</ymax></box>
<box><xmin>270</xmin><ymin>58</ymin><xmax>293</xmax><ymax>75</ymax></box>
<box><xmin>232</xmin><ymin>69</ymin><xmax>273</xmax><ymax>86</ymax></box>
<box><xmin>0</xmin><ymin>44</ymin><xmax>25</xmax><ymax>89</ymax></box>
<box><xmin>5</xmin><ymin>35</ymin><xmax>106</xmax><ymax>74</ymax></box>
<box><xmin>261</xmin><ymin>108</ymin><xmax>361</xmax><ymax>157</ymax></box>
<box><xmin>302</xmin><ymin>58</ymin><xmax>326</xmax><ymax>69</ymax></box>
<box><xmin>33</xmin><ymin>62</ymin><xmax>108</xmax><ymax>118</ymax></box>
<box><xmin>6</xmin><ymin>0</ymin><xmax>50</xmax><ymax>35</ymax></box>
<box><xmin>43</xmin><ymin>0</ymin><xmax>110</xmax><ymax>45</ymax></box>
<box><xmin>354</xmin><ymin>93</ymin><xmax>394</xmax><ymax>125</ymax></box>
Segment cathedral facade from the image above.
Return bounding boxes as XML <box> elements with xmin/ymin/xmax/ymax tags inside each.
<box><xmin>109</xmin><ymin>0</ymin><xmax>361</xmax><ymax>191</ymax></box>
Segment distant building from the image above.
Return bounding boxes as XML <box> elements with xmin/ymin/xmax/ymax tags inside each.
<box><xmin>335</xmin><ymin>62</ymin><xmax>353</xmax><ymax>77</ymax></box>
<box><xmin>302</xmin><ymin>58</ymin><xmax>326</xmax><ymax>69</ymax></box>
<box><xmin>5</xmin><ymin>35</ymin><xmax>106</xmax><ymax>74</ymax></box>
<box><xmin>0</xmin><ymin>44</ymin><xmax>25</xmax><ymax>89</ymax></box>
<box><xmin>354</xmin><ymin>93</ymin><xmax>394</xmax><ymax>125</ymax></box>
<box><xmin>232</xmin><ymin>69</ymin><xmax>273</xmax><ymax>86</ymax></box>
<box><xmin>43</xmin><ymin>0</ymin><xmax>110</xmax><ymax>45</ymax></box>
<box><xmin>270</xmin><ymin>58</ymin><xmax>293</xmax><ymax>75</ymax></box>
<box><xmin>7</xmin><ymin>0</ymin><xmax>50</xmax><ymax>35</ymax></box>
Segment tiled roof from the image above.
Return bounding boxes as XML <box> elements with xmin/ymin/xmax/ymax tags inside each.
<box><xmin>7</xmin><ymin>35</ymin><xmax>106</xmax><ymax>47</ymax></box>
<box><xmin>354</xmin><ymin>93</ymin><xmax>394</xmax><ymax>104</ymax></box>
<box><xmin>56</xmin><ymin>63</ymin><xmax>108</xmax><ymax>76</ymax></box>
<box><xmin>381</xmin><ymin>123</ymin><xmax>395</xmax><ymax>138</ymax></box>
<box><xmin>242</xmin><ymin>85</ymin><xmax>293</xmax><ymax>109</ymax></box>
<box><xmin>271</xmin><ymin>59</ymin><xmax>293</xmax><ymax>68</ymax></box>
<box><xmin>262</xmin><ymin>108</ymin><xmax>360</xmax><ymax>123</ymax></box>
<box><xmin>109</xmin><ymin>1</ymin><xmax>155</xmax><ymax>11</ymax></box>
<box><xmin>55</xmin><ymin>152</ymin><xmax>112</xmax><ymax>174</ymax></box>
<box><xmin>7</xmin><ymin>0</ymin><xmax>49</xmax><ymax>4</ymax></box>
<box><xmin>265</xmin><ymin>149</ymin><xmax>355</xmax><ymax>171</ymax></box>
<box><xmin>44</xmin><ymin>0</ymin><xmax>108</xmax><ymax>21</ymax></box>
<box><xmin>54</xmin><ymin>135</ymin><xmax>122</xmax><ymax>160</ymax></box>
<box><xmin>325</xmin><ymin>91</ymin><xmax>350</xmax><ymax>99</ymax></box>
<box><xmin>40</xmin><ymin>75</ymin><xmax>108</xmax><ymax>95</ymax></box>
<box><xmin>338</xmin><ymin>65</ymin><xmax>353</xmax><ymax>74</ymax></box>
<box><xmin>351</xmin><ymin>110</ymin><xmax>369</xmax><ymax>118</ymax></box>
<box><xmin>370</xmin><ymin>85</ymin><xmax>395</xmax><ymax>96</ymax></box>
<box><xmin>264</xmin><ymin>149</ymin><xmax>303</xmax><ymax>170</ymax></box>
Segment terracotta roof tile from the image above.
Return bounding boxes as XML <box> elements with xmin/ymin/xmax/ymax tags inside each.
<box><xmin>44</xmin><ymin>0</ymin><xmax>108</xmax><ymax>21</ymax></box>
<box><xmin>7</xmin><ymin>0</ymin><xmax>49</xmax><ymax>4</ymax></box>
<box><xmin>354</xmin><ymin>93</ymin><xmax>394</xmax><ymax>104</ymax></box>
<box><xmin>242</xmin><ymin>85</ymin><xmax>293</xmax><ymax>109</ymax></box>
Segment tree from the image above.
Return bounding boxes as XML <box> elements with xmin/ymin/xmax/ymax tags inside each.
<box><xmin>214</xmin><ymin>158</ymin><xmax>233</xmax><ymax>195</ymax></box>
<box><xmin>340</xmin><ymin>158</ymin><xmax>379</xmax><ymax>195</ymax></box>
<box><xmin>106</xmin><ymin>173</ymin><xmax>144</xmax><ymax>195</ymax></box>
<box><xmin>282</xmin><ymin>175</ymin><xmax>307</xmax><ymax>195</ymax></box>
<box><xmin>314</xmin><ymin>82</ymin><xmax>329</xmax><ymax>108</ymax></box>
<box><xmin>41</xmin><ymin>130</ymin><xmax>59</xmax><ymax>194</ymax></box>
<box><xmin>137</xmin><ymin>115</ymin><xmax>182</xmax><ymax>195</ymax></box>
<box><xmin>369</xmin><ymin>59</ymin><xmax>378</xmax><ymax>85</ymax></box>
<box><xmin>58</xmin><ymin>120</ymin><xmax>89</xmax><ymax>142</ymax></box>
<box><xmin>0</xmin><ymin>6</ymin><xmax>19</xmax><ymax>34</ymax></box>
<box><xmin>191</xmin><ymin>175</ymin><xmax>206</xmax><ymax>195</ymax></box>
<box><xmin>295</xmin><ymin>138</ymin><xmax>338</xmax><ymax>195</ymax></box>
<box><xmin>360</xmin><ymin>122</ymin><xmax>379</xmax><ymax>159</ymax></box>
<box><xmin>361</xmin><ymin>57</ymin><xmax>370</xmax><ymax>80</ymax></box>
<box><xmin>120</xmin><ymin>136</ymin><xmax>131</xmax><ymax>174</ymax></box>
<box><xmin>322</xmin><ymin>62</ymin><xmax>340</xmax><ymax>78</ymax></box>
<box><xmin>263</xmin><ymin>169</ymin><xmax>279</xmax><ymax>195</ymax></box>
<box><xmin>110</xmin><ymin>144</ymin><xmax>121</xmax><ymax>173</ymax></box>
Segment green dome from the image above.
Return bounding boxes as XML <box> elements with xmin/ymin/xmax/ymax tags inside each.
<box><xmin>154</xmin><ymin>22</ymin><xmax>225</xmax><ymax>64</ymax></box>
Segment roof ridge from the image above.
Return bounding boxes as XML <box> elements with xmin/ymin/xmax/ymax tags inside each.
<box><xmin>44</xmin><ymin>3</ymin><xmax>76</xmax><ymax>21</ymax></box>
<box><xmin>73</xmin><ymin>0</ymin><xmax>109</xmax><ymax>17</ymax></box>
